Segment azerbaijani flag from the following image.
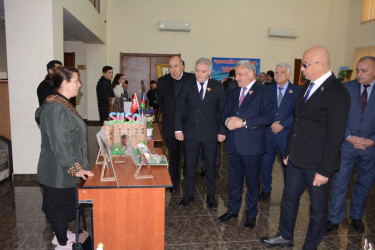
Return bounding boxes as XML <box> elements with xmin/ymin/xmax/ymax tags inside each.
<box><xmin>130</xmin><ymin>93</ymin><xmax>139</xmax><ymax>115</ymax></box>
<box><xmin>140</xmin><ymin>93</ymin><xmax>146</xmax><ymax>109</ymax></box>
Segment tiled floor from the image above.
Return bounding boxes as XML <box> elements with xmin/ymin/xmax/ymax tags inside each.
<box><xmin>0</xmin><ymin>125</ymin><xmax>374</xmax><ymax>249</ymax></box>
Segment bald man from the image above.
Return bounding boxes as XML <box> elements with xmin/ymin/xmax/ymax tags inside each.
<box><xmin>261</xmin><ymin>46</ymin><xmax>350</xmax><ymax>249</ymax></box>
<box><xmin>157</xmin><ymin>56</ymin><xmax>194</xmax><ymax>192</ymax></box>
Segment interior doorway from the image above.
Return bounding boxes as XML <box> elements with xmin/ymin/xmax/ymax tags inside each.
<box><xmin>64</xmin><ymin>52</ymin><xmax>76</xmax><ymax>106</ymax></box>
<box><xmin>120</xmin><ymin>53</ymin><xmax>179</xmax><ymax>101</ymax></box>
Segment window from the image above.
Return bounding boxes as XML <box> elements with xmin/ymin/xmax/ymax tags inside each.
<box><xmin>361</xmin><ymin>0</ymin><xmax>375</xmax><ymax>23</ymax></box>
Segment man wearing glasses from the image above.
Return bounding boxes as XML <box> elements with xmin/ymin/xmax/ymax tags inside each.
<box><xmin>261</xmin><ymin>46</ymin><xmax>350</xmax><ymax>249</ymax></box>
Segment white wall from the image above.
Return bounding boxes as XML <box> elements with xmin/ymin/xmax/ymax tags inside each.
<box><xmin>345</xmin><ymin>0</ymin><xmax>375</xmax><ymax>68</ymax></box>
<box><xmin>0</xmin><ymin>29</ymin><xmax>7</xmax><ymax>73</ymax></box>
<box><xmin>106</xmin><ymin>0</ymin><xmax>351</xmax><ymax>75</ymax></box>
<box><xmin>64</xmin><ymin>41</ymin><xmax>88</xmax><ymax>119</ymax></box>
<box><xmin>5</xmin><ymin>0</ymin><xmax>105</xmax><ymax>174</ymax></box>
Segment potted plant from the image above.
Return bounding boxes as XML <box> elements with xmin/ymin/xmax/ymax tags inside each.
<box><xmin>146</xmin><ymin>115</ymin><xmax>154</xmax><ymax>137</ymax></box>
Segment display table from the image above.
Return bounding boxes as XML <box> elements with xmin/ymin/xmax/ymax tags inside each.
<box><xmin>78</xmin><ymin>124</ymin><xmax>171</xmax><ymax>249</ymax></box>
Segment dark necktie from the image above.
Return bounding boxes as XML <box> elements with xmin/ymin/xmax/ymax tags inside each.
<box><xmin>301</xmin><ymin>82</ymin><xmax>315</xmax><ymax>108</ymax></box>
<box><xmin>199</xmin><ymin>82</ymin><xmax>205</xmax><ymax>100</ymax></box>
<box><xmin>238</xmin><ymin>87</ymin><xmax>248</xmax><ymax>107</ymax></box>
<box><xmin>277</xmin><ymin>87</ymin><xmax>284</xmax><ymax>107</ymax></box>
<box><xmin>361</xmin><ymin>85</ymin><xmax>369</xmax><ymax>113</ymax></box>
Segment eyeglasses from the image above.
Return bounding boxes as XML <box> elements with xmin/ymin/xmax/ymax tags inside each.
<box><xmin>301</xmin><ymin>62</ymin><xmax>319</xmax><ymax>68</ymax></box>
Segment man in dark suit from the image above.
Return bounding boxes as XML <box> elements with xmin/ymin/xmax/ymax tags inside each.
<box><xmin>223</xmin><ymin>69</ymin><xmax>238</xmax><ymax>92</ymax></box>
<box><xmin>218</xmin><ymin>60</ymin><xmax>275</xmax><ymax>229</ymax></box>
<box><xmin>265</xmin><ymin>70</ymin><xmax>276</xmax><ymax>86</ymax></box>
<box><xmin>175</xmin><ymin>57</ymin><xmax>226</xmax><ymax>209</ymax></box>
<box><xmin>261</xmin><ymin>46</ymin><xmax>350</xmax><ymax>249</ymax></box>
<box><xmin>157</xmin><ymin>56</ymin><xmax>194</xmax><ymax>192</ymax></box>
<box><xmin>96</xmin><ymin>66</ymin><xmax>115</xmax><ymax>125</ymax></box>
<box><xmin>260</xmin><ymin>62</ymin><xmax>301</xmax><ymax>201</ymax></box>
<box><xmin>37</xmin><ymin>60</ymin><xmax>62</xmax><ymax>106</ymax></box>
<box><xmin>259</xmin><ymin>72</ymin><xmax>267</xmax><ymax>85</ymax></box>
<box><xmin>326</xmin><ymin>56</ymin><xmax>375</xmax><ymax>233</ymax></box>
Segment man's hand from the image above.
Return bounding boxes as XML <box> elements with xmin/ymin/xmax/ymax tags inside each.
<box><xmin>175</xmin><ymin>132</ymin><xmax>184</xmax><ymax>141</ymax></box>
<box><xmin>348</xmin><ymin>136</ymin><xmax>374</xmax><ymax>150</ymax></box>
<box><xmin>312</xmin><ymin>173</ymin><xmax>329</xmax><ymax>186</ymax></box>
<box><xmin>76</xmin><ymin>170</ymin><xmax>94</xmax><ymax>180</ymax></box>
<box><xmin>226</xmin><ymin>117</ymin><xmax>244</xmax><ymax>130</ymax></box>
<box><xmin>218</xmin><ymin>134</ymin><xmax>226</xmax><ymax>142</ymax></box>
<box><xmin>271</xmin><ymin>121</ymin><xmax>284</xmax><ymax>134</ymax></box>
<box><xmin>283</xmin><ymin>155</ymin><xmax>289</xmax><ymax>165</ymax></box>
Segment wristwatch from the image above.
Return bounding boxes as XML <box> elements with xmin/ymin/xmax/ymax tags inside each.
<box><xmin>242</xmin><ymin>119</ymin><xmax>247</xmax><ymax>128</ymax></box>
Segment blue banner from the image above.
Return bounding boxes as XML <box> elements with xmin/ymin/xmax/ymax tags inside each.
<box><xmin>211</xmin><ymin>57</ymin><xmax>261</xmax><ymax>81</ymax></box>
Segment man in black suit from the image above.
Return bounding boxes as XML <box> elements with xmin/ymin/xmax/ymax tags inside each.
<box><xmin>175</xmin><ymin>57</ymin><xmax>226</xmax><ymax>209</ymax></box>
<box><xmin>223</xmin><ymin>69</ymin><xmax>238</xmax><ymax>92</ymax></box>
<box><xmin>37</xmin><ymin>60</ymin><xmax>62</xmax><ymax>106</ymax></box>
<box><xmin>261</xmin><ymin>46</ymin><xmax>350</xmax><ymax>249</ymax></box>
<box><xmin>157</xmin><ymin>56</ymin><xmax>194</xmax><ymax>192</ymax></box>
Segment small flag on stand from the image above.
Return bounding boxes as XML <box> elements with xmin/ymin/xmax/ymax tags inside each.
<box><xmin>130</xmin><ymin>93</ymin><xmax>139</xmax><ymax>115</ymax></box>
<box><xmin>140</xmin><ymin>93</ymin><xmax>146</xmax><ymax>109</ymax></box>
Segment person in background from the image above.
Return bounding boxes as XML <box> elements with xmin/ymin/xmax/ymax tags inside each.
<box><xmin>218</xmin><ymin>60</ymin><xmax>274</xmax><ymax>229</ymax></box>
<box><xmin>326</xmin><ymin>56</ymin><xmax>375</xmax><ymax>233</ymax></box>
<box><xmin>260</xmin><ymin>62</ymin><xmax>300</xmax><ymax>201</ymax></box>
<box><xmin>157</xmin><ymin>56</ymin><xmax>195</xmax><ymax>193</ymax></box>
<box><xmin>260</xmin><ymin>46</ymin><xmax>350</xmax><ymax>249</ymax></box>
<box><xmin>35</xmin><ymin>67</ymin><xmax>93</xmax><ymax>249</ymax></box>
<box><xmin>147</xmin><ymin>80</ymin><xmax>159</xmax><ymax>110</ymax></box>
<box><xmin>259</xmin><ymin>72</ymin><xmax>267</xmax><ymax>85</ymax></box>
<box><xmin>266</xmin><ymin>70</ymin><xmax>276</xmax><ymax>86</ymax></box>
<box><xmin>123</xmin><ymin>80</ymin><xmax>129</xmax><ymax>101</ymax></box>
<box><xmin>96</xmin><ymin>66</ymin><xmax>115</xmax><ymax>125</ymax></box>
<box><xmin>112</xmin><ymin>73</ymin><xmax>126</xmax><ymax>98</ymax></box>
<box><xmin>37</xmin><ymin>60</ymin><xmax>62</xmax><ymax>106</ymax></box>
<box><xmin>223</xmin><ymin>69</ymin><xmax>238</xmax><ymax>92</ymax></box>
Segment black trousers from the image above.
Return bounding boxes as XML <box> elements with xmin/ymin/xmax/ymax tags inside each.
<box><xmin>52</xmin><ymin>221</ymin><xmax>69</xmax><ymax>245</ymax></box>
<box><xmin>164</xmin><ymin>134</ymin><xmax>183</xmax><ymax>188</ymax></box>
<box><xmin>184</xmin><ymin>138</ymin><xmax>217</xmax><ymax>197</ymax></box>
<box><xmin>279</xmin><ymin>163</ymin><xmax>330</xmax><ymax>250</ymax></box>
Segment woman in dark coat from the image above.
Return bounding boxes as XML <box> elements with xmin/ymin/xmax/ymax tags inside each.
<box><xmin>35</xmin><ymin>67</ymin><xmax>93</xmax><ymax>249</ymax></box>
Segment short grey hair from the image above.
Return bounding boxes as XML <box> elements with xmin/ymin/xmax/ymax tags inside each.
<box><xmin>196</xmin><ymin>57</ymin><xmax>212</xmax><ymax>71</ymax></box>
<box><xmin>358</xmin><ymin>56</ymin><xmax>375</xmax><ymax>64</ymax></box>
<box><xmin>259</xmin><ymin>72</ymin><xmax>266</xmax><ymax>77</ymax></box>
<box><xmin>236</xmin><ymin>60</ymin><xmax>256</xmax><ymax>75</ymax></box>
<box><xmin>276</xmin><ymin>62</ymin><xmax>291</xmax><ymax>74</ymax></box>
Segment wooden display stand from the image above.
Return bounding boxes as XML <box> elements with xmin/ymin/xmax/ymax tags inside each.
<box><xmin>79</xmin><ymin>124</ymin><xmax>171</xmax><ymax>250</ymax></box>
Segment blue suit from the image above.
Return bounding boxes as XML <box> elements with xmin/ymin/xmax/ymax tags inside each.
<box><xmin>220</xmin><ymin>81</ymin><xmax>275</xmax><ymax>217</ymax></box>
<box><xmin>261</xmin><ymin>82</ymin><xmax>300</xmax><ymax>193</ymax></box>
<box><xmin>328</xmin><ymin>80</ymin><xmax>375</xmax><ymax>223</ymax></box>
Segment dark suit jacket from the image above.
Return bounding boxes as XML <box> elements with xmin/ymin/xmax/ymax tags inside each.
<box><xmin>220</xmin><ymin>81</ymin><xmax>275</xmax><ymax>155</ymax></box>
<box><xmin>223</xmin><ymin>78</ymin><xmax>238</xmax><ymax>92</ymax></box>
<box><xmin>157</xmin><ymin>72</ymin><xmax>194</xmax><ymax>137</ymax></box>
<box><xmin>175</xmin><ymin>78</ymin><xmax>226</xmax><ymax>142</ymax></box>
<box><xmin>266</xmin><ymin>82</ymin><xmax>301</xmax><ymax>140</ymax></box>
<box><xmin>341</xmin><ymin>80</ymin><xmax>375</xmax><ymax>155</ymax></box>
<box><xmin>286</xmin><ymin>74</ymin><xmax>350</xmax><ymax>177</ymax></box>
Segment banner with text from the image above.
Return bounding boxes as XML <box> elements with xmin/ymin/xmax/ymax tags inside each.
<box><xmin>211</xmin><ymin>57</ymin><xmax>261</xmax><ymax>81</ymax></box>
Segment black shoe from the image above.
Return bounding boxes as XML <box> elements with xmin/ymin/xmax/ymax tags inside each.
<box><xmin>326</xmin><ymin>220</ymin><xmax>339</xmax><ymax>232</ymax></box>
<box><xmin>259</xmin><ymin>192</ymin><xmax>270</xmax><ymax>201</ymax></box>
<box><xmin>260</xmin><ymin>233</ymin><xmax>293</xmax><ymax>247</ymax></box>
<box><xmin>169</xmin><ymin>187</ymin><xmax>178</xmax><ymax>193</ymax></box>
<box><xmin>206</xmin><ymin>196</ymin><xmax>217</xmax><ymax>209</ymax></box>
<box><xmin>245</xmin><ymin>217</ymin><xmax>256</xmax><ymax>229</ymax></box>
<box><xmin>352</xmin><ymin>219</ymin><xmax>364</xmax><ymax>232</ymax></box>
<box><xmin>200</xmin><ymin>170</ymin><xmax>205</xmax><ymax>177</ymax></box>
<box><xmin>218</xmin><ymin>212</ymin><xmax>238</xmax><ymax>222</ymax></box>
<box><xmin>178</xmin><ymin>195</ymin><xmax>194</xmax><ymax>207</ymax></box>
